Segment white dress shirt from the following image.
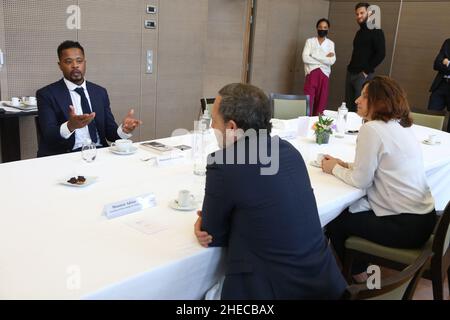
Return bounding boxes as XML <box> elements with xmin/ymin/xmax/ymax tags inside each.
<box><xmin>302</xmin><ymin>37</ymin><xmax>336</xmax><ymax>78</ymax></box>
<box><xmin>444</xmin><ymin>60</ymin><xmax>450</xmax><ymax>79</ymax></box>
<box><xmin>60</xmin><ymin>78</ymin><xmax>131</xmax><ymax>150</ymax></box>
<box><xmin>332</xmin><ymin>120</ymin><xmax>435</xmax><ymax>217</ymax></box>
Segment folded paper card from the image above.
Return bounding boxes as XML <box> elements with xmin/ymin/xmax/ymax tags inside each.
<box><xmin>104</xmin><ymin>193</ymin><xmax>156</xmax><ymax>219</ymax></box>
<box><xmin>297</xmin><ymin>116</ymin><xmax>312</xmax><ymax>137</ymax></box>
<box><xmin>323</xmin><ymin>110</ymin><xmax>338</xmax><ymax>120</ymax></box>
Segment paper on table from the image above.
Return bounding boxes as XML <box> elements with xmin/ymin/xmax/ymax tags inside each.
<box><xmin>273</xmin><ymin>118</ymin><xmax>298</xmax><ymax>139</ymax></box>
<box><xmin>156</xmin><ymin>153</ymin><xmax>186</xmax><ymax>167</ymax></box>
<box><xmin>125</xmin><ymin>216</ymin><xmax>170</xmax><ymax>235</ymax></box>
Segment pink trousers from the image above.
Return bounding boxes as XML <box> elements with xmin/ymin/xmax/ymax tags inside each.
<box><xmin>303</xmin><ymin>68</ymin><xmax>330</xmax><ymax>116</ymax></box>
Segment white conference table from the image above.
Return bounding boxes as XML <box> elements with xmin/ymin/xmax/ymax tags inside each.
<box><xmin>0</xmin><ymin>119</ymin><xmax>449</xmax><ymax>299</ymax></box>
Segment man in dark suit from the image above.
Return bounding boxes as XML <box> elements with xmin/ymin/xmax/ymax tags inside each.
<box><xmin>428</xmin><ymin>38</ymin><xmax>450</xmax><ymax>132</ymax></box>
<box><xmin>194</xmin><ymin>83</ymin><xmax>347</xmax><ymax>299</ymax></box>
<box><xmin>36</xmin><ymin>41</ymin><xmax>141</xmax><ymax>157</ymax></box>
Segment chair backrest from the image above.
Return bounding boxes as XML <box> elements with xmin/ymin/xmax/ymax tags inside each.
<box><xmin>34</xmin><ymin>116</ymin><xmax>42</xmax><ymax>145</ymax></box>
<box><xmin>410</xmin><ymin>110</ymin><xmax>445</xmax><ymax>131</ymax></box>
<box><xmin>270</xmin><ymin>93</ymin><xmax>310</xmax><ymax>119</ymax></box>
<box><xmin>342</xmin><ymin>248</ymin><xmax>432</xmax><ymax>300</ymax></box>
<box><xmin>432</xmin><ymin>200</ymin><xmax>450</xmax><ymax>258</ymax></box>
<box><xmin>200</xmin><ymin>98</ymin><xmax>215</xmax><ymax>115</ymax></box>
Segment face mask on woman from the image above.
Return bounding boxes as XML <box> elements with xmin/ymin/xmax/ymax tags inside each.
<box><xmin>317</xmin><ymin>29</ymin><xmax>328</xmax><ymax>38</ymax></box>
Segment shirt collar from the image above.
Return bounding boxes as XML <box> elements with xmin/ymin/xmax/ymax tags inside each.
<box><xmin>316</xmin><ymin>37</ymin><xmax>328</xmax><ymax>44</ymax></box>
<box><xmin>63</xmin><ymin>77</ymin><xmax>87</xmax><ymax>91</ymax></box>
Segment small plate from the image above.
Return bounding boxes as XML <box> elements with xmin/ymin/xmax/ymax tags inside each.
<box><xmin>59</xmin><ymin>176</ymin><xmax>98</xmax><ymax>187</ymax></box>
<box><xmin>422</xmin><ymin>139</ymin><xmax>441</xmax><ymax>145</ymax></box>
<box><xmin>109</xmin><ymin>145</ymin><xmax>138</xmax><ymax>155</ymax></box>
<box><xmin>309</xmin><ymin>160</ymin><xmax>322</xmax><ymax>168</ymax></box>
<box><xmin>169</xmin><ymin>199</ymin><xmax>197</xmax><ymax>211</ymax></box>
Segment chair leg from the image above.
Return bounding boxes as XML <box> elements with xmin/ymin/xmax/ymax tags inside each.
<box><xmin>342</xmin><ymin>251</ymin><xmax>354</xmax><ymax>284</ymax></box>
<box><xmin>447</xmin><ymin>267</ymin><xmax>450</xmax><ymax>297</ymax></box>
<box><xmin>431</xmin><ymin>270</ymin><xmax>444</xmax><ymax>300</ymax></box>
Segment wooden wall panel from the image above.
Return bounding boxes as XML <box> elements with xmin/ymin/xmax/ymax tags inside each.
<box><xmin>391</xmin><ymin>1</ymin><xmax>450</xmax><ymax>110</ymax></box>
<box><xmin>251</xmin><ymin>0</ymin><xmax>330</xmax><ymax>96</ymax></box>
<box><xmin>203</xmin><ymin>0</ymin><xmax>248</xmax><ymax>98</ymax></box>
<box><xmin>251</xmin><ymin>0</ymin><xmax>302</xmax><ymax>94</ymax></box>
<box><xmin>155</xmin><ymin>0</ymin><xmax>208</xmax><ymax>138</ymax></box>
<box><xmin>78</xmin><ymin>0</ymin><xmax>143</xmax><ymax>141</ymax></box>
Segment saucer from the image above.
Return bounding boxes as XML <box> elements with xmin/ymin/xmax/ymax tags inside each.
<box><xmin>309</xmin><ymin>160</ymin><xmax>322</xmax><ymax>168</ymax></box>
<box><xmin>169</xmin><ymin>199</ymin><xmax>197</xmax><ymax>211</ymax></box>
<box><xmin>422</xmin><ymin>139</ymin><xmax>441</xmax><ymax>145</ymax></box>
<box><xmin>59</xmin><ymin>176</ymin><xmax>97</xmax><ymax>188</ymax></box>
<box><xmin>109</xmin><ymin>145</ymin><xmax>138</xmax><ymax>155</ymax></box>
<box><xmin>2</xmin><ymin>101</ymin><xmax>25</xmax><ymax>107</ymax></box>
<box><xmin>23</xmin><ymin>101</ymin><xmax>37</xmax><ymax>107</ymax></box>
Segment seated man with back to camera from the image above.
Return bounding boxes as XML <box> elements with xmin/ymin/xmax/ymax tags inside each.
<box><xmin>194</xmin><ymin>83</ymin><xmax>347</xmax><ymax>300</ymax></box>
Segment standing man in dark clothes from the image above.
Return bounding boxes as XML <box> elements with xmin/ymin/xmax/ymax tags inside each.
<box><xmin>428</xmin><ymin>38</ymin><xmax>450</xmax><ymax>132</ymax></box>
<box><xmin>345</xmin><ymin>2</ymin><xmax>385</xmax><ymax>111</ymax></box>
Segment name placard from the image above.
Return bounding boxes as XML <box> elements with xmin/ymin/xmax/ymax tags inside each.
<box><xmin>104</xmin><ymin>193</ymin><xmax>156</xmax><ymax>219</ymax></box>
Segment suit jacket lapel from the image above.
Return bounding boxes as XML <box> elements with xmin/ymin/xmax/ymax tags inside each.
<box><xmin>86</xmin><ymin>82</ymin><xmax>98</xmax><ymax>113</ymax></box>
<box><xmin>86</xmin><ymin>81</ymin><xmax>104</xmax><ymax>138</ymax></box>
<box><xmin>56</xmin><ymin>78</ymin><xmax>72</xmax><ymax>120</ymax></box>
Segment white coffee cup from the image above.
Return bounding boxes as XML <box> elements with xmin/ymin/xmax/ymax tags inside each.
<box><xmin>317</xmin><ymin>153</ymin><xmax>325</xmax><ymax>164</ymax></box>
<box><xmin>112</xmin><ymin>139</ymin><xmax>132</xmax><ymax>152</ymax></box>
<box><xmin>11</xmin><ymin>97</ymin><xmax>20</xmax><ymax>106</ymax></box>
<box><xmin>177</xmin><ymin>190</ymin><xmax>194</xmax><ymax>207</ymax></box>
<box><xmin>28</xmin><ymin>96</ymin><xmax>37</xmax><ymax>105</ymax></box>
<box><xmin>427</xmin><ymin>134</ymin><xmax>437</xmax><ymax>144</ymax></box>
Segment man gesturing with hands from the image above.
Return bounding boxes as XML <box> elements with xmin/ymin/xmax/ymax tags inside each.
<box><xmin>36</xmin><ymin>40</ymin><xmax>141</xmax><ymax>157</ymax></box>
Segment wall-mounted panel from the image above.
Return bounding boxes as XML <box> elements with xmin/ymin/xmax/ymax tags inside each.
<box><xmin>140</xmin><ymin>0</ymin><xmax>158</xmax><ymax>141</ymax></box>
<box><xmin>1</xmin><ymin>0</ymin><xmax>76</xmax><ymax>160</ymax></box>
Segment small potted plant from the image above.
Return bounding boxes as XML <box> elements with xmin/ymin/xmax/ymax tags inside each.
<box><xmin>312</xmin><ymin>114</ymin><xmax>335</xmax><ymax>145</ymax></box>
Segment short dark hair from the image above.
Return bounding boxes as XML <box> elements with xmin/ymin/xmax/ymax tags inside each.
<box><xmin>316</xmin><ymin>18</ymin><xmax>330</xmax><ymax>28</ymax></box>
<box><xmin>363</xmin><ymin>76</ymin><xmax>412</xmax><ymax>128</ymax></box>
<box><xmin>355</xmin><ymin>2</ymin><xmax>370</xmax><ymax>11</ymax></box>
<box><xmin>57</xmin><ymin>40</ymin><xmax>84</xmax><ymax>60</ymax></box>
<box><xmin>218</xmin><ymin>83</ymin><xmax>272</xmax><ymax>134</ymax></box>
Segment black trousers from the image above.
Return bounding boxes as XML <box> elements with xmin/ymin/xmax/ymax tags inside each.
<box><xmin>428</xmin><ymin>79</ymin><xmax>450</xmax><ymax>132</ymax></box>
<box><xmin>345</xmin><ymin>71</ymin><xmax>374</xmax><ymax>112</ymax></box>
<box><xmin>326</xmin><ymin>208</ymin><xmax>437</xmax><ymax>275</ymax></box>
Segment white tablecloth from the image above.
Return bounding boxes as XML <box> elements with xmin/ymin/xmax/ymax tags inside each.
<box><xmin>0</xmin><ymin>120</ymin><xmax>449</xmax><ymax>299</ymax></box>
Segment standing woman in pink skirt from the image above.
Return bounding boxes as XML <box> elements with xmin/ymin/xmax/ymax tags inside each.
<box><xmin>302</xmin><ymin>18</ymin><xmax>336</xmax><ymax>116</ymax></box>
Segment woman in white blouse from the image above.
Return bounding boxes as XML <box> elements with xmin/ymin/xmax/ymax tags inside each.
<box><xmin>302</xmin><ymin>18</ymin><xmax>336</xmax><ymax>116</ymax></box>
<box><xmin>322</xmin><ymin>76</ymin><xmax>436</xmax><ymax>283</ymax></box>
